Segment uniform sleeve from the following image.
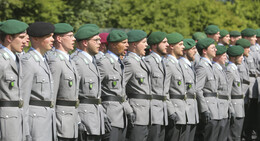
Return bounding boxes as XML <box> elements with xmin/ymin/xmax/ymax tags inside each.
<box><xmin>48</xmin><ymin>60</ymin><xmax>62</xmax><ymax>103</ymax></box>
<box><xmin>225</xmin><ymin>69</ymin><xmax>235</xmax><ymax>114</ymax></box>
<box><xmin>20</xmin><ymin>58</ymin><xmax>35</xmax><ymax>139</ymax></box>
<box><xmin>195</xmin><ymin>65</ymin><xmax>209</xmax><ymax>113</ymax></box>
<box><xmin>123</xmin><ymin>58</ymin><xmax>133</xmax><ymax>85</ymax></box>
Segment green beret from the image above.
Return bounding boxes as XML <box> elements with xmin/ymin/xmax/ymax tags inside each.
<box><xmin>216</xmin><ymin>45</ymin><xmax>227</xmax><ymax>55</ymax></box>
<box><xmin>235</xmin><ymin>38</ymin><xmax>250</xmax><ymax>48</ymax></box>
<box><xmin>75</xmin><ymin>26</ymin><xmax>99</xmax><ymax>41</ymax></box>
<box><xmin>0</xmin><ymin>19</ymin><xmax>28</xmax><ymax>34</ymax></box>
<box><xmin>107</xmin><ymin>30</ymin><xmax>128</xmax><ymax>43</ymax></box>
<box><xmin>196</xmin><ymin>38</ymin><xmax>215</xmax><ymax>50</ymax></box>
<box><xmin>183</xmin><ymin>39</ymin><xmax>196</xmax><ymax>50</ymax></box>
<box><xmin>192</xmin><ymin>32</ymin><xmax>207</xmax><ymax>41</ymax></box>
<box><xmin>204</xmin><ymin>25</ymin><xmax>220</xmax><ymax>35</ymax></box>
<box><xmin>256</xmin><ymin>29</ymin><xmax>260</xmax><ymax>38</ymax></box>
<box><xmin>227</xmin><ymin>45</ymin><xmax>244</xmax><ymax>57</ymax></box>
<box><xmin>127</xmin><ymin>30</ymin><xmax>147</xmax><ymax>43</ymax></box>
<box><xmin>241</xmin><ymin>28</ymin><xmax>256</xmax><ymax>37</ymax></box>
<box><xmin>147</xmin><ymin>31</ymin><xmax>167</xmax><ymax>45</ymax></box>
<box><xmin>166</xmin><ymin>32</ymin><xmax>184</xmax><ymax>44</ymax></box>
<box><xmin>229</xmin><ymin>31</ymin><xmax>241</xmax><ymax>37</ymax></box>
<box><xmin>220</xmin><ymin>29</ymin><xmax>229</xmax><ymax>38</ymax></box>
<box><xmin>54</xmin><ymin>23</ymin><xmax>73</xmax><ymax>34</ymax></box>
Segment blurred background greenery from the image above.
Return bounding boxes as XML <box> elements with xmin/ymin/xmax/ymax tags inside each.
<box><xmin>1</xmin><ymin>0</ymin><xmax>260</xmax><ymax>38</ymax></box>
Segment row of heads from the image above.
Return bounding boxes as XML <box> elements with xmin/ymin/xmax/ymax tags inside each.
<box><xmin>0</xmin><ymin>20</ymin><xmax>252</xmax><ymax>57</ymax></box>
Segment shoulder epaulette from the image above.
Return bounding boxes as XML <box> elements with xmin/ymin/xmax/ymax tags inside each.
<box><xmin>33</xmin><ymin>54</ymin><xmax>40</xmax><ymax>62</ymax></box>
<box><xmin>58</xmin><ymin>54</ymin><xmax>65</xmax><ymax>61</ymax></box>
<box><xmin>83</xmin><ymin>58</ymin><xmax>89</xmax><ymax>65</ymax></box>
<box><xmin>109</xmin><ymin>57</ymin><xmax>114</xmax><ymax>64</ymax></box>
<box><xmin>2</xmin><ymin>52</ymin><xmax>10</xmax><ymax>60</ymax></box>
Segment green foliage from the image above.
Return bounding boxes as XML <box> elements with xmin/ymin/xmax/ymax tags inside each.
<box><xmin>1</xmin><ymin>0</ymin><xmax>260</xmax><ymax>38</ymax></box>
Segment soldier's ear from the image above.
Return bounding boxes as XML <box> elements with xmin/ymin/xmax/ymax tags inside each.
<box><xmin>6</xmin><ymin>34</ymin><xmax>13</xmax><ymax>43</ymax></box>
<box><xmin>56</xmin><ymin>35</ymin><xmax>62</xmax><ymax>43</ymax></box>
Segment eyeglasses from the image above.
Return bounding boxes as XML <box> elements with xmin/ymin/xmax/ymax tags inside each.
<box><xmin>63</xmin><ymin>34</ymin><xmax>74</xmax><ymax>38</ymax></box>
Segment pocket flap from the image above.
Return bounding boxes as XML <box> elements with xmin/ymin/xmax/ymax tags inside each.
<box><xmin>5</xmin><ymin>73</ymin><xmax>15</xmax><ymax>81</ymax></box>
<box><xmin>36</xmin><ymin>76</ymin><xmax>48</xmax><ymax>83</ymax></box>
<box><xmin>135</xmin><ymin>73</ymin><xmax>145</xmax><ymax>79</ymax></box>
<box><xmin>108</xmin><ymin>75</ymin><xmax>119</xmax><ymax>80</ymax></box>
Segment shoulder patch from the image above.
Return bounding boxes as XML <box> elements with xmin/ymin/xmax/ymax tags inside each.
<box><xmin>109</xmin><ymin>57</ymin><xmax>114</xmax><ymax>64</ymax></box>
<box><xmin>184</xmin><ymin>64</ymin><xmax>188</xmax><ymax>69</ymax></box>
<box><xmin>83</xmin><ymin>58</ymin><xmax>89</xmax><ymax>65</ymax></box>
<box><xmin>2</xmin><ymin>52</ymin><xmax>10</xmax><ymax>60</ymax></box>
<box><xmin>33</xmin><ymin>54</ymin><xmax>40</xmax><ymax>62</ymax></box>
<box><xmin>134</xmin><ymin>56</ymin><xmax>140</xmax><ymax>62</ymax></box>
<box><xmin>155</xmin><ymin>58</ymin><xmax>159</xmax><ymax>63</ymax></box>
<box><xmin>58</xmin><ymin>54</ymin><xmax>65</xmax><ymax>61</ymax></box>
<box><xmin>204</xmin><ymin>62</ymin><xmax>209</xmax><ymax>66</ymax></box>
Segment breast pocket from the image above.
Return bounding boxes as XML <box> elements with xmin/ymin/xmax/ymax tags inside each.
<box><xmin>151</xmin><ymin>72</ymin><xmax>163</xmax><ymax>88</ymax></box>
<box><xmin>5</xmin><ymin>73</ymin><xmax>16</xmax><ymax>89</ymax></box>
<box><xmin>205</xmin><ymin>75</ymin><xmax>215</xmax><ymax>89</ymax></box>
<box><xmin>185</xmin><ymin>80</ymin><xmax>194</xmax><ymax>90</ymax></box>
<box><xmin>135</xmin><ymin>73</ymin><xmax>146</xmax><ymax>85</ymax></box>
<box><xmin>63</xmin><ymin>73</ymin><xmax>74</xmax><ymax>88</ymax></box>
<box><xmin>233</xmin><ymin>79</ymin><xmax>241</xmax><ymax>88</ymax></box>
<box><xmin>247</xmin><ymin>60</ymin><xmax>255</xmax><ymax>70</ymax></box>
<box><xmin>108</xmin><ymin>75</ymin><xmax>120</xmax><ymax>89</ymax></box>
<box><xmin>36</xmin><ymin>76</ymin><xmax>49</xmax><ymax>95</ymax></box>
<box><xmin>84</xmin><ymin>76</ymin><xmax>96</xmax><ymax>94</ymax></box>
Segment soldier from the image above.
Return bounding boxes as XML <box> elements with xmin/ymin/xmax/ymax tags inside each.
<box><xmin>95</xmin><ymin>32</ymin><xmax>109</xmax><ymax>60</ymax></box>
<box><xmin>179</xmin><ymin>39</ymin><xmax>199</xmax><ymax>141</ymax></box>
<box><xmin>164</xmin><ymin>33</ymin><xmax>187</xmax><ymax>141</ymax></box>
<box><xmin>123</xmin><ymin>30</ymin><xmax>150</xmax><ymax>141</ymax></box>
<box><xmin>71</xmin><ymin>25</ymin><xmax>111</xmax><ymax>141</ymax></box>
<box><xmin>256</xmin><ymin>29</ymin><xmax>260</xmax><ymax>48</ymax></box>
<box><xmin>191</xmin><ymin>32</ymin><xmax>207</xmax><ymax>68</ymax></box>
<box><xmin>46</xmin><ymin>23</ymin><xmax>79</xmax><ymax>141</ymax></box>
<box><xmin>225</xmin><ymin>45</ymin><xmax>245</xmax><ymax>141</ymax></box>
<box><xmin>204</xmin><ymin>25</ymin><xmax>220</xmax><ymax>42</ymax></box>
<box><xmin>241</xmin><ymin>28</ymin><xmax>259</xmax><ymax>140</ymax></box>
<box><xmin>218</xmin><ymin>29</ymin><xmax>230</xmax><ymax>46</ymax></box>
<box><xmin>229</xmin><ymin>31</ymin><xmax>242</xmax><ymax>46</ymax></box>
<box><xmin>144</xmin><ymin>31</ymin><xmax>172</xmax><ymax>141</ymax></box>
<box><xmin>96</xmin><ymin>30</ymin><xmax>134</xmax><ymax>141</ymax></box>
<box><xmin>194</xmin><ymin>38</ymin><xmax>220</xmax><ymax>141</ymax></box>
<box><xmin>212</xmin><ymin>45</ymin><xmax>233</xmax><ymax>141</ymax></box>
<box><xmin>21</xmin><ymin>22</ymin><xmax>56</xmax><ymax>141</ymax></box>
<box><xmin>0</xmin><ymin>19</ymin><xmax>28</xmax><ymax>141</ymax></box>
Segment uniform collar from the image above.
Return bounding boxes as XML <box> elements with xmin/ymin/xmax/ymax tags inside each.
<box><xmin>213</xmin><ymin>61</ymin><xmax>222</xmax><ymax>70</ymax></box>
<box><xmin>151</xmin><ymin>51</ymin><xmax>162</xmax><ymax>62</ymax></box>
<box><xmin>180</xmin><ymin>57</ymin><xmax>191</xmax><ymax>67</ymax></box>
<box><xmin>31</xmin><ymin>47</ymin><xmax>45</xmax><ymax>61</ymax></box>
<box><xmin>128</xmin><ymin>51</ymin><xmax>141</xmax><ymax>59</ymax></box>
<box><xmin>0</xmin><ymin>44</ymin><xmax>16</xmax><ymax>61</ymax></box>
<box><xmin>201</xmin><ymin>57</ymin><xmax>212</xmax><ymax>66</ymax></box>
<box><xmin>107</xmin><ymin>50</ymin><xmax>119</xmax><ymax>61</ymax></box>
<box><xmin>228</xmin><ymin>61</ymin><xmax>237</xmax><ymax>70</ymax></box>
<box><xmin>167</xmin><ymin>54</ymin><xmax>179</xmax><ymax>63</ymax></box>
<box><xmin>56</xmin><ymin>49</ymin><xmax>69</xmax><ymax>60</ymax></box>
<box><xmin>77</xmin><ymin>48</ymin><xmax>93</xmax><ymax>62</ymax></box>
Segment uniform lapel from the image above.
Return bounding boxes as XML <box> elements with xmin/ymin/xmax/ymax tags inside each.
<box><xmin>30</xmin><ymin>51</ymin><xmax>50</xmax><ymax>74</ymax></box>
<box><xmin>151</xmin><ymin>53</ymin><xmax>164</xmax><ymax>73</ymax></box>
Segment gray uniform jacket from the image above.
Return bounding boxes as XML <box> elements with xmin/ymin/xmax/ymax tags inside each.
<box><xmin>195</xmin><ymin>58</ymin><xmax>220</xmax><ymax>120</ymax></box>
<box><xmin>179</xmin><ymin>57</ymin><xmax>199</xmax><ymax>124</ymax></box>
<box><xmin>250</xmin><ymin>45</ymin><xmax>260</xmax><ymax>100</ymax></box>
<box><xmin>21</xmin><ymin>48</ymin><xmax>56</xmax><ymax>141</ymax></box>
<box><xmin>237</xmin><ymin>58</ymin><xmax>250</xmax><ymax>103</ymax></box>
<box><xmin>213</xmin><ymin>62</ymin><xmax>232</xmax><ymax>119</ymax></box>
<box><xmin>0</xmin><ymin>48</ymin><xmax>23</xmax><ymax>141</ymax></box>
<box><xmin>226</xmin><ymin>62</ymin><xmax>244</xmax><ymax>118</ymax></box>
<box><xmin>144</xmin><ymin>53</ymin><xmax>169</xmax><ymax>125</ymax></box>
<box><xmin>71</xmin><ymin>50</ymin><xmax>105</xmax><ymax>135</ymax></box>
<box><xmin>246</xmin><ymin>49</ymin><xmax>258</xmax><ymax>99</ymax></box>
<box><xmin>165</xmin><ymin>55</ymin><xmax>187</xmax><ymax>125</ymax></box>
<box><xmin>123</xmin><ymin>52</ymin><xmax>151</xmax><ymax>125</ymax></box>
<box><xmin>96</xmin><ymin>52</ymin><xmax>133</xmax><ymax>128</ymax></box>
<box><xmin>47</xmin><ymin>50</ymin><xmax>80</xmax><ymax>138</ymax></box>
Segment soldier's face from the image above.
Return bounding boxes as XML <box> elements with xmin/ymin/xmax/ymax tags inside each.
<box><xmin>206</xmin><ymin>44</ymin><xmax>217</xmax><ymax>59</ymax></box>
<box><xmin>248</xmin><ymin>35</ymin><xmax>257</xmax><ymax>45</ymax></box>
<box><xmin>186</xmin><ymin>46</ymin><xmax>197</xmax><ymax>61</ymax></box>
<box><xmin>172</xmin><ymin>41</ymin><xmax>184</xmax><ymax>58</ymax></box>
<box><xmin>61</xmin><ymin>32</ymin><xmax>76</xmax><ymax>52</ymax></box>
<box><xmin>243</xmin><ymin>47</ymin><xmax>250</xmax><ymax>57</ymax></box>
<box><xmin>213</xmin><ymin>32</ymin><xmax>220</xmax><ymax>42</ymax></box>
<box><xmin>39</xmin><ymin>33</ymin><xmax>54</xmax><ymax>52</ymax></box>
<box><xmin>222</xmin><ymin>34</ymin><xmax>230</xmax><ymax>45</ymax></box>
<box><xmin>235</xmin><ymin>54</ymin><xmax>243</xmax><ymax>65</ymax></box>
<box><xmin>114</xmin><ymin>39</ymin><xmax>128</xmax><ymax>56</ymax></box>
<box><xmin>157</xmin><ymin>38</ymin><xmax>168</xmax><ymax>56</ymax></box>
<box><xmin>10</xmin><ymin>32</ymin><xmax>28</xmax><ymax>53</ymax></box>
<box><xmin>87</xmin><ymin>35</ymin><xmax>101</xmax><ymax>56</ymax></box>
<box><xmin>230</xmin><ymin>36</ymin><xmax>241</xmax><ymax>45</ymax></box>
<box><xmin>99</xmin><ymin>43</ymin><xmax>107</xmax><ymax>53</ymax></box>
<box><xmin>136</xmin><ymin>38</ymin><xmax>148</xmax><ymax>56</ymax></box>
<box><xmin>218</xmin><ymin>53</ymin><xmax>227</xmax><ymax>65</ymax></box>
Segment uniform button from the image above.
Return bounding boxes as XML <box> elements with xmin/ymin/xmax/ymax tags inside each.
<box><xmin>51</xmin><ymin>81</ymin><xmax>53</xmax><ymax>84</ymax></box>
<box><xmin>90</xmin><ymin>79</ymin><xmax>92</xmax><ymax>81</ymax></box>
<box><xmin>234</xmin><ymin>103</ymin><xmax>236</xmax><ymax>105</ymax></box>
<box><xmin>62</xmin><ymin>111</ymin><xmax>65</xmax><ymax>114</ymax></box>
<box><xmin>33</xmin><ymin>114</ymin><xmax>36</xmax><ymax>116</ymax></box>
<box><xmin>113</xmin><ymin>77</ymin><xmax>116</xmax><ymax>79</ymax></box>
<box><xmin>42</xmin><ymin>79</ymin><xmax>45</xmax><ymax>82</ymax></box>
<box><xmin>10</xmin><ymin>77</ymin><xmax>13</xmax><ymax>79</ymax></box>
<box><xmin>136</xmin><ymin>104</ymin><xmax>139</xmax><ymax>106</ymax></box>
<box><xmin>174</xmin><ymin>104</ymin><xmax>177</xmax><ymax>107</ymax></box>
<box><xmin>5</xmin><ymin>115</ymin><xmax>8</xmax><ymax>118</ymax></box>
<box><xmin>84</xmin><ymin>110</ymin><xmax>87</xmax><ymax>112</ymax></box>
<box><xmin>207</xmin><ymin>101</ymin><xmax>209</xmax><ymax>103</ymax></box>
